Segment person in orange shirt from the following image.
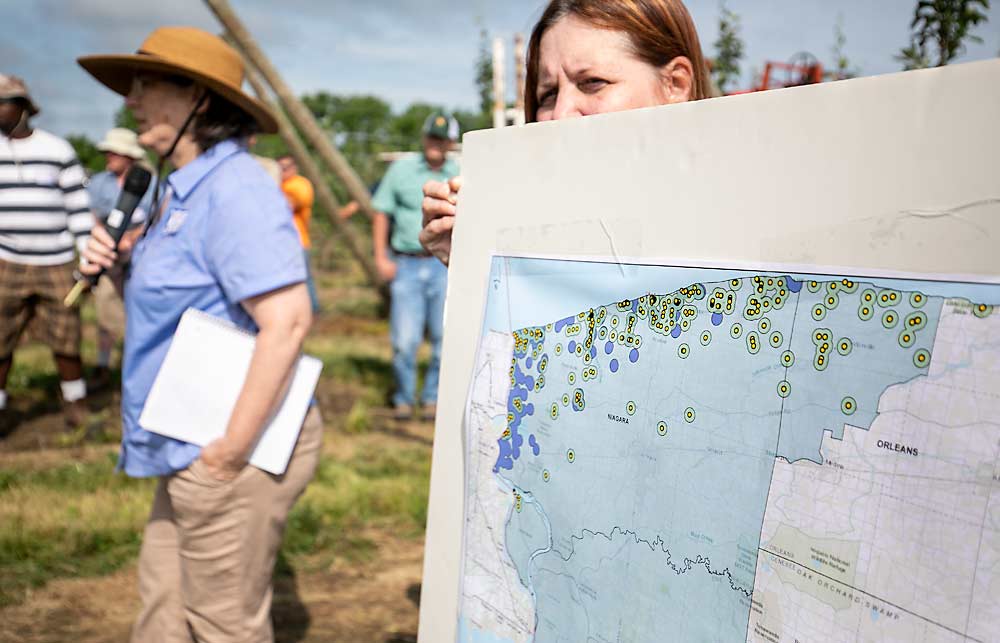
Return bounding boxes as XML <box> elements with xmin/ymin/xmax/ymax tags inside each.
<box><xmin>278</xmin><ymin>154</ymin><xmax>319</xmax><ymax>311</ymax></box>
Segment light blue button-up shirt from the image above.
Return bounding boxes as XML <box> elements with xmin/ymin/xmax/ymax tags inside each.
<box><xmin>120</xmin><ymin>140</ymin><xmax>306</xmax><ymax>478</ymax></box>
<box><xmin>86</xmin><ymin>169</ymin><xmax>155</xmax><ymax>225</ymax></box>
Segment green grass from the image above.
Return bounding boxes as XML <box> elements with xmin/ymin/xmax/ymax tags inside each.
<box><xmin>0</xmin><ymin>275</ymin><xmax>434</xmax><ymax>609</ymax></box>
<box><xmin>0</xmin><ymin>453</ymin><xmax>155</xmax><ymax>607</ymax></box>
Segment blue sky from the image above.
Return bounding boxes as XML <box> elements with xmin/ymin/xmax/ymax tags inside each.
<box><xmin>2</xmin><ymin>0</ymin><xmax>998</xmax><ymax>140</ymax></box>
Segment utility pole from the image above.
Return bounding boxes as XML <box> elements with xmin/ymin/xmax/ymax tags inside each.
<box><xmin>492</xmin><ymin>37</ymin><xmax>506</xmax><ymax>129</ymax></box>
<box><xmin>513</xmin><ymin>33</ymin><xmax>526</xmax><ymax>126</ymax></box>
<box><xmin>204</xmin><ymin>0</ymin><xmax>375</xmax><ymax>219</ymax></box>
<box><xmin>241</xmin><ymin>63</ymin><xmax>385</xmax><ymax>295</ymax></box>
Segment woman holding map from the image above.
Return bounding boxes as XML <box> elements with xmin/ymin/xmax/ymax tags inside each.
<box><xmin>420</xmin><ymin>0</ymin><xmax>712</xmax><ymax>263</ymax></box>
<box><xmin>76</xmin><ymin>27</ymin><xmax>321</xmax><ymax>642</ymax></box>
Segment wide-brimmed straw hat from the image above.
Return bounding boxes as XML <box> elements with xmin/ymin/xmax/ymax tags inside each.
<box><xmin>97</xmin><ymin>127</ymin><xmax>145</xmax><ymax>159</ymax></box>
<box><xmin>0</xmin><ymin>74</ymin><xmax>40</xmax><ymax>116</ymax></box>
<box><xmin>77</xmin><ymin>27</ymin><xmax>277</xmax><ymax>134</ymax></box>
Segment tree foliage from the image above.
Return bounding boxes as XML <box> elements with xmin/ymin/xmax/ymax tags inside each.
<box><xmin>897</xmin><ymin>0</ymin><xmax>991</xmax><ymax>69</ymax></box>
<box><xmin>114</xmin><ymin>106</ymin><xmax>139</xmax><ymax>132</ymax></box>
<box><xmin>712</xmin><ymin>2</ymin><xmax>745</xmax><ymax>93</ymax></box>
<box><xmin>828</xmin><ymin>16</ymin><xmax>859</xmax><ymax>80</ymax></box>
<box><xmin>67</xmin><ymin>134</ymin><xmax>104</xmax><ymax>175</ymax></box>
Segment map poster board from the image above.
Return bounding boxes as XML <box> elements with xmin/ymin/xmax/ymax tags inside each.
<box><xmin>418</xmin><ymin>60</ymin><xmax>1000</xmax><ymax>643</ymax></box>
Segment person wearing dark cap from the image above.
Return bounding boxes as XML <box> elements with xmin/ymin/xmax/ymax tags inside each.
<box><xmin>0</xmin><ymin>74</ymin><xmax>94</xmax><ymax>432</ymax></box>
<box><xmin>372</xmin><ymin>112</ymin><xmax>459</xmax><ymax>421</ymax></box>
<box><xmin>77</xmin><ymin>27</ymin><xmax>320</xmax><ymax>642</ymax></box>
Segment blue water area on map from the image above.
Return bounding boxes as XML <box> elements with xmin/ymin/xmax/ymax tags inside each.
<box><xmin>458</xmin><ymin>618</ymin><xmax>519</xmax><ymax>643</ymax></box>
<box><xmin>778</xmin><ymin>283</ymin><xmax>944</xmax><ymax>463</ymax></box>
<box><xmin>472</xmin><ymin>257</ymin><xmax>993</xmax><ymax>643</ymax></box>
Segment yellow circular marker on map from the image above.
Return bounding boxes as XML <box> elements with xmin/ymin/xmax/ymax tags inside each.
<box><xmin>566</xmin><ymin>449</ymin><xmax>576</xmax><ymax>463</ymax></box>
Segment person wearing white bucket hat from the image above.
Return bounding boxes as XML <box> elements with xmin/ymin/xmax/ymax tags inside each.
<box><xmin>86</xmin><ymin>127</ymin><xmax>154</xmax><ymax>388</ymax></box>
<box><xmin>77</xmin><ymin>27</ymin><xmax>318</xmax><ymax>642</ymax></box>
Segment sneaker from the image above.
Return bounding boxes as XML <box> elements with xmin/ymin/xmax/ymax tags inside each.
<box><xmin>419</xmin><ymin>404</ymin><xmax>437</xmax><ymax>422</ymax></box>
<box><xmin>393</xmin><ymin>404</ymin><xmax>413</xmax><ymax>421</ymax></box>
<box><xmin>64</xmin><ymin>399</ymin><xmax>88</xmax><ymax>430</ymax></box>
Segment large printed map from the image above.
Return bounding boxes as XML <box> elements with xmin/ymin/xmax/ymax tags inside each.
<box><xmin>458</xmin><ymin>257</ymin><xmax>999</xmax><ymax>643</ymax></box>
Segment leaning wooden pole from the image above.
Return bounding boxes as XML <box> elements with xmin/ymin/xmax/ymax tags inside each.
<box><xmin>205</xmin><ymin>0</ymin><xmax>375</xmax><ymax>218</ymax></box>
<box><xmin>241</xmin><ymin>63</ymin><xmax>384</xmax><ymax>294</ymax></box>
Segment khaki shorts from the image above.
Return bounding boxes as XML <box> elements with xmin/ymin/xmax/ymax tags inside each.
<box><xmin>0</xmin><ymin>258</ymin><xmax>81</xmax><ymax>359</ymax></box>
<box><xmin>93</xmin><ymin>275</ymin><xmax>126</xmax><ymax>338</ymax></box>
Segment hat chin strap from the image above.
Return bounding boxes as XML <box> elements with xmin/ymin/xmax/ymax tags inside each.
<box><xmin>145</xmin><ymin>92</ymin><xmax>208</xmax><ymax>235</ymax></box>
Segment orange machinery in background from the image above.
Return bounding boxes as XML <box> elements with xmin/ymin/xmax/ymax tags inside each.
<box><xmin>728</xmin><ymin>52</ymin><xmax>825</xmax><ymax>95</ymax></box>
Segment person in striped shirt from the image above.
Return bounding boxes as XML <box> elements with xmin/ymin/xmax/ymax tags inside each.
<box><xmin>0</xmin><ymin>74</ymin><xmax>94</xmax><ymax>432</ymax></box>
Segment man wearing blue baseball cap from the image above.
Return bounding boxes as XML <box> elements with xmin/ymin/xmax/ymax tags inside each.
<box><xmin>372</xmin><ymin>112</ymin><xmax>459</xmax><ymax>421</ymax></box>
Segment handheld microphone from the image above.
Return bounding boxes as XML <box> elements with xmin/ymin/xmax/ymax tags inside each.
<box><xmin>64</xmin><ymin>165</ymin><xmax>152</xmax><ymax>307</ymax></box>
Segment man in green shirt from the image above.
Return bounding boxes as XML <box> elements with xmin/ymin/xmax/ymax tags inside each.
<box><xmin>372</xmin><ymin>112</ymin><xmax>459</xmax><ymax>420</ymax></box>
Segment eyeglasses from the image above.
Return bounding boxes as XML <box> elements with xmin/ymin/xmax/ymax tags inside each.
<box><xmin>129</xmin><ymin>73</ymin><xmax>193</xmax><ymax>96</ymax></box>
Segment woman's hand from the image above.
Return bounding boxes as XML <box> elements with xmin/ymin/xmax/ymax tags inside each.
<box><xmin>199</xmin><ymin>436</ymin><xmax>247</xmax><ymax>482</ymax></box>
<box><xmin>80</xmin><ymin>222</ymin><xmax>131</xmax><ymax>276</ymax></box>
<box><xmin>419</xmin><ymin>176</ymin><xmax>462</xmax><ymax>266</ymax></box>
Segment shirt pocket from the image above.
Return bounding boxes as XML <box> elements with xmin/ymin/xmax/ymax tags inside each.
<box><xmin>129</xmin><ymin>232</ymin><xmax>214</xmax><ymax>315</ymax></box>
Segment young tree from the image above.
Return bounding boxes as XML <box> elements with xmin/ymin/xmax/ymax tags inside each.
<box><xmin>828</xmin><ymin>16</ymin><xmax>859</xmax><ymax>79</ymax></box>
<box><xmin>712</xmin><ymin>2</ymin><xmax>745</xmax><ymax>93</ymax></box>
<box><xmin>67</xmin><ymin>134</ymin><xmax>104</xmax><ymax>175</ymax></box>
<box><xmin>474</xmin><ymin>28</ymin><xmax>494</xmax><ymax>129</ymax></box>
<box><xmin>897</xmin><ymin>0</ymin><xmax>991</xmax><ymax>70</ymax></box>
<box><xmin>114</xmin><ymin>106</ymin><xmax>139</xmax><ymax>131</ymax></box>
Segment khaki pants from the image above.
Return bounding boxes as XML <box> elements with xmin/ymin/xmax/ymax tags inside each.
<box><xmin>131</xmin><ymin>407</ymin><xmax>323</xmax><ymax>643</ymax></box>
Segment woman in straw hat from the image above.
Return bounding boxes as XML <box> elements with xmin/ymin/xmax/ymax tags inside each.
<box><xmin>78</xmin><ymin>27</ymin><xmax>320</xmax><ymax>642</ymax></box>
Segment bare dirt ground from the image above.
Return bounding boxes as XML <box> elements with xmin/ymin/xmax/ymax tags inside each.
<box><xmin>0</xmin><ymin>275</ymin><xmax>436</xmax><ymax>642</ymax></box>
<box><xmin>0</xmin><ymin>532</ymin><xmax>423</xmax><ymax>643</ymax></box>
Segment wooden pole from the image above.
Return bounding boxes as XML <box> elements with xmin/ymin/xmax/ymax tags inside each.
<box><xmin>204</xmin><ymin>0</ymin><xmax>375</xmax><ymax>218</ymax></box>
<box><xmin>239</xmin><ymin>55</ymin><xmax>384</xmax><ymax>295</ymax></box>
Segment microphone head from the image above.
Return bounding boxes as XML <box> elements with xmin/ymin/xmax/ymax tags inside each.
<box><xmin>123</xmin><ymin>165</ymin><xmax>152</xmax><ymax>196</ymax></box>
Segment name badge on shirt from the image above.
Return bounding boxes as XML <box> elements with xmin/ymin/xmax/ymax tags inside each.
<box><xmin>165</xmin><ymin>209</ymin><xmax>188</xmax><ymax>234</ymax></box>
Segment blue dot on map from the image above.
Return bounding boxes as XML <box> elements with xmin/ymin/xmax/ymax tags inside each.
<box><xmin>711</xmin><ymin>312</ymin><xmax>723</xmax><ymax>326</ymax></box>
<box><xmin>610</xmin><ymin>359</ymin><xmax>619</xmax><ymax>373</ymax></box>
<box><xmin>629</xmin><ymin>349</ymin><xmax>639</xmax><ymax>363</ymax></box>
<box><xmin>605</xmin><ymin>341</ymin><xmax>614</xmax><ymax>354</ymax></box>
<box><xmin>568</xmin><ymin>340</ymin><xmax>577</xmax><ymax>354</ymax></box>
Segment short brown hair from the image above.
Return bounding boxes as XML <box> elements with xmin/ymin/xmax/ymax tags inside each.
<box><xmin>524</xmin><ymin>0</ymin><xmax>712</xmax><ymax>122</ymax></box>
<box><xmin>193</xmin><ymin>90</ymin><xmax>258</xmax><ymax>152</ymax></box>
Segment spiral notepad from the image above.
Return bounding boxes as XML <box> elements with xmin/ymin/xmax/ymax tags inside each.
<box><xmin>139</xmin><ymin>308</ymin><xmax>323</xmax><ymax>475</ymax></box>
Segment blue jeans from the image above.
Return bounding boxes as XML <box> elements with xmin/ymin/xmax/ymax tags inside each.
<box><xmin>390</xmin><ymin>255</ymin><xmax>447</xmax><ymax>407</ymax></box>
<box><xmin>303</xmin><ymin>249</ymin><xmax>320</xmax><ymax>312</ymax></box>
